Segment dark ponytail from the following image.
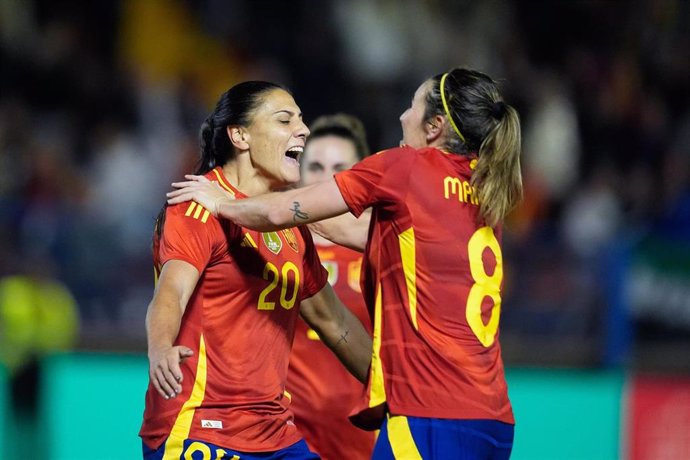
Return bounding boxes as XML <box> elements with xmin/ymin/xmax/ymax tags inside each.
<box><xmin>154</xmin><ymin>81</ymin><xmax>287</xmax><ymax>241</ymax></box>
<box><xmin>425</xmin><ymin>68</ymin><xmax>522</xmax><ymax>227</ymax></box>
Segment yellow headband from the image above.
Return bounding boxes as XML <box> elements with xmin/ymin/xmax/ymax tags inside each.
<box><xmin>440</xmin><ymin>73</ymin><xmax>466</xmax><ymax>143</ymax></box>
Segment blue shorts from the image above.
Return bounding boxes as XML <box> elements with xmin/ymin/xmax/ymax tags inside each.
<box><xmin>373</xmin><ymin>415</ymin><xmax>514</xmax><ymax>460</ymax></box>
<box><xmin>143</xmin><ymin>438</ymin><xmax>319</xmax><ymax>460</ymax></box>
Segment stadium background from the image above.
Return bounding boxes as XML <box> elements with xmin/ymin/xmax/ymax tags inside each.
<box><xmin>1</xmin><ymin>0</ymin><xmax>689</xmax><ymax>458</ymax></box>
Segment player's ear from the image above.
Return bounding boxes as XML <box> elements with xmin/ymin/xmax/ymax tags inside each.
<box><xmin>425</xmin><ymin>114</ymin><xmax>444</xmax><ymax>142</ymax></box>
<box><xmin>228</xmin><ymin>126</ymin><xmax>249</xmax><ymax>150</ymax></box>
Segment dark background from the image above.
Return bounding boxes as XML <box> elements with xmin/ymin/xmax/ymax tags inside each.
<box><xmin>1</xmin><ymin>0</ymin><xmax>689</xmax><ymax>373</ymax></box>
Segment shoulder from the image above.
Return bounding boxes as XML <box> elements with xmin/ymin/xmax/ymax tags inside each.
<box><xmin>373</xmin><ymin>145</ymin><xmax>418</xmax><ymax>160</ymax></box>
<box><xmin>163</xmin><ymin>202</ymin><xmax>227</xmax><ymax>238</ymax></box>
<box><xmin>165</xmin><ymin>201</ymin><xmax>213</xmax><ymax>223</ymax></box>
<box><xmin>353</xmin><ymin>145</ymin><xmax>419</xmax><ymax>172</ymax></box>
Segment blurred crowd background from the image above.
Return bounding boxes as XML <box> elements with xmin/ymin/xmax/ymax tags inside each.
<box><xmin>1</xmin><ymin>0</ymin><xmax>690</xmax><ymax>457</ymax></box>
<box><xmin>0</xmin><ymin>0</ymin><xmax>690</xmax><ymax>460</ymax></box>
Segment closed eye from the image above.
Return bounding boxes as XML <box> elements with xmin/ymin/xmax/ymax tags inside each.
<box><xmin>333</xmin><ymin>164</ymin><xmax>350</xmax><ymax>173</ymax></box>
<box><xmin>307</xmin><ymin>163</ymin><xmax>324</xmax><ymax>172</ymax></box>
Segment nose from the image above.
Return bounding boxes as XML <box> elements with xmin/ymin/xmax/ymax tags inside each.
<box><xmin>296</xmin><ymin>120</ymin><xmax>310</xmax><ymax>139</ymax></box>
<box><xmin>400</xmin><ymin>109</ymin><xmax>408</xmax><ymax>122</ymax></box>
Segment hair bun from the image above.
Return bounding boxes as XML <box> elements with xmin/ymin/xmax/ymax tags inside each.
<box><xmin>491</xmin><ymin>101</ymin><xmax>507</xmax><ymax>119</ymax></box>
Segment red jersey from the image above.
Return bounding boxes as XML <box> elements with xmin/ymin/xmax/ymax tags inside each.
<box><xmin>334</xmin><ymin>146</ymin><xmax>514</xmax><ymax>426</ymax></box>
<box><xmin>287</xmin><ymin>243</ymin><xmax>375</xmax><ymax>460</ymax></box>
<box><xmin>140</xmin><ymin>167</ymin><xmax>328</xmax><ymax>454</ymax></box>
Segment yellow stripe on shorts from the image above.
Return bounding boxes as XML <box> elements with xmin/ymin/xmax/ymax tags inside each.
<box><xmin>387</xmin><ymin>415</ymin><xmax>423</xmax><ymax>460</ymax></box>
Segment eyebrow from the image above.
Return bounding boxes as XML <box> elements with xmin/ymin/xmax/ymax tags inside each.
<box><xmin>273</xmin><ymin>110</ymin><xmax>303</xmax><ymax>118</ymax></box>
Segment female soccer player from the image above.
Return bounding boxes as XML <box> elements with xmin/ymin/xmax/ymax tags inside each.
<box><xmin>168</xmin><ymin>68</ymin><xmax>522</xmax><ymax>459</ymax></box>
<box><xmin>139</xmin><ymin>82</ymin><xmax>372</xmax><ymax>460</ymax></box>
<box><xmin>287</xmin><ymin>114</ymin><xmax>375</xmax><ymax>459</ymax></box>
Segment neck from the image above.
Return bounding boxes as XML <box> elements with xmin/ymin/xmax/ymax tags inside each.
<box><xmin>220</xmin><ymin>154</ymin><xmax>279</xmax><ymax>197</ymax></box>
<box><xmin>427</xmin><ymin>136</ymin><xmax>448</xmax><ymax>150</ymax></box>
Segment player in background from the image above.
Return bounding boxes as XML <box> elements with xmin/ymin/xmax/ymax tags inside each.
<box><xmin>140</xmin><ymin>81</ymin><xmax>371</xmax><ymax>460</ymax></box>
<box><xmin>168</xmin><ymin>67</ymin><xmax>522</xmax><ymax>459</ymax></box>
<box><xmin>287</xmin><ymin>114</ymin><xmax>375</xmax><ymax>460</ymax></box>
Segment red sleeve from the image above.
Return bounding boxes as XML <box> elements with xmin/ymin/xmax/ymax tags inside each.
<box><xmin>334</xmin><ymin>146</ymin><xmax>416</xmax><ymax>217</ymax></box>
<box><xmin>158</xmin><ymin>203</ymin><xmax>219</xmax><ymax>273</ymax></box>
<box><xmin>298</xmin><ymin>226</ymin><xmax>328</xmax><ymax>300</ymax></box>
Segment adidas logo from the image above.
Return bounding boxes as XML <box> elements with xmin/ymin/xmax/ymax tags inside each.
<box><xmin>201</xmin><ymin>419</ymin><xmax>223</xmax><ymax>429</ymax></box>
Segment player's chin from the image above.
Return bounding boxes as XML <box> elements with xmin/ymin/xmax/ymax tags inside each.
<box><xmin>281</xmin><ymin>165</ymin><xmax>302</xmax><ymax>185</ymax></box>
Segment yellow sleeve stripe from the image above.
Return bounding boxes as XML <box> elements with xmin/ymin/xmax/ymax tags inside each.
<box><xmin>200</xmin><ymin>210</ymin><xmax>210</xmax><ymax>224</ymax></box>
<box><xmin>398</xmin><ymin>227</ymin><xmax>418</xmax><ymax>330</ymax></box>
<box><xmin>283</xmin><ymin>390</ymin><xmax>292</xmax><ymax>402</ymax></box>
<box><xmin>185</xmin><ymin>202</ymin><xmax>197</xmax><ymax>217</ymax></box>
<box><xmin>182</xmin><ymin>202</ymin><xmax>210</xmax><ymax>224</ymax></box>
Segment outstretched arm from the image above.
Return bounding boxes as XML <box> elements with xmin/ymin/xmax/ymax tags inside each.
<box><xmin>146</xmin><ymin>260</ymin><xmax>199</xmax><ymax>399</ymax></box>
<box><xmin>308</xmin><ymin>209</ymin><xmax>371</xmax><ymax>252</ymax></box>
<box><xmin>300</xmin><ymin>283</ymin><xmax>372</xmax><ymax>382</ymax></box>
<box><xmin>167</xmin><ymin>175</ymin><xmax>350</xmax><ymax>231</ymax></box>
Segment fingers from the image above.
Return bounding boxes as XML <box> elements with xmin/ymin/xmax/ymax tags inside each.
<box><xmin>184</xmin><ymin>174</ymin><xmax>211</xmax><ymax>183</ymax></box>
<box><xmin>170</xmin><ymin>346</ymin><xmax>194</xmax><ymax>386</ymax></box>
<box><xmin>167</xmin><ymin>355</ymin><xmax>184</xmax><ymax>393</ymax></box>
<box><xmin>150</xmin><ymin>346</ymin><xmax>192</xmax><ymax>399</ymax></box>
<box><xmin>167</xmin><ymin>191</ymin><xmax>197</xmax><ymax>205</ymax></box>
<box><xmin>170</xmin><ymin>180</ymin><xmax>203</xmax><ymax>189</ymax></box>
<box><xmin>153</xmin><ymin>366</ymin><xmax>178</xmax><ymax>399</ymax></box>
<box><xmin>179</xmin><ymin>346</ymin><xmax>194</xmax><ymax>357</ymax></box>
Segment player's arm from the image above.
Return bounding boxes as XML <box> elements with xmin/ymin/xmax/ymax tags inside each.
<box><xmin>308</xmin><ymin>209</ymin><xmax>371</xmax><ymax>252</ymax></box>
<box><xmin>299</xmin><ymin>283</ymin><xmax>372</xmax><ymax>382</ymax></box>
<box><xmin>146</xmin><ymin>260</ymin><xmax>199</xmax><ymax>399</ymax></box>
<box><xmin>167</xmin><ymin>175</ymin><xmax>349</xmax><ymax>231</ymax></box>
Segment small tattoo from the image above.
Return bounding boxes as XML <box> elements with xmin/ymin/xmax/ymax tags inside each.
<box><xmin>290</xmin><ymin>201</ymin><xmax>309</xmax><ymax>222</ymax></box>
<box><xmin>336</xmin><ymin>330</ymin><xmax>350</xmax><ymax>345</ymax></box>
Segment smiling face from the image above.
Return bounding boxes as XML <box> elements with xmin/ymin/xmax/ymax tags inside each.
<box><xmin>400</xmin><ymin>80</ymin><xmax>434</xmax><ymax>149</ymax></box>
<box><xmin>301</xmin><ymin>135</ymin><xmax>359</xmax><ymax>186</ymax></box>
<box><xmin>243</xmin><ymin>89</ymin><xmax>309</xmax><ymax>188</ymax></box>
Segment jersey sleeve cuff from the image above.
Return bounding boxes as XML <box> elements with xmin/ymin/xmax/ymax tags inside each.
<box><xmin>334</xmin><ymin>172</ymin><xmax>364</xmax><ymax>218</ymax></box>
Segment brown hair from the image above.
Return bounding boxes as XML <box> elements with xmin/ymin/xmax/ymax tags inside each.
<box><xmin>308</xmin><ymin>113</ymin><xmax>370</xmax><ymax>160</ymax></box>
<box><xmin>425</xmin><ymin>68</ymin><xmax>522</xmax><ymax>227</ymax></box>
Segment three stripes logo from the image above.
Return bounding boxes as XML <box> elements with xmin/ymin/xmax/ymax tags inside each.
<box><xmin>184</xmin><ymin>202</ymin><xmax>210</xmax><ymax>223</ymax></box>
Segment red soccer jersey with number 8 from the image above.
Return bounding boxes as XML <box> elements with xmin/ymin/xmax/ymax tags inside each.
<box><xmin>140</xmin><ymin>167</ymin><xmax>327</xmax><ymax>453</ymax></box>
<box><xmin>335</xmin><ymin>146</ymin><xmax>514</xmax><ymax>427</ymax></box>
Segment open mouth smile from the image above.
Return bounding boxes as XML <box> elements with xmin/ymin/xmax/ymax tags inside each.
<box><xmin>285</xmin><ymin>146</ymin><xmax>303</xmax><ymax>163</ymax></box>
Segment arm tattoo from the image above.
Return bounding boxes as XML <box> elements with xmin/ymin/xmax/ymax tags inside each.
<box><xmin>336</xmin><ymin>329</ymin><xmax>350</xmax><ymax>346</ymax></box>
<box><xmin>290</xmin><ymin>201</ymin><xmax>309</xmax><ymax>222</ymax></box>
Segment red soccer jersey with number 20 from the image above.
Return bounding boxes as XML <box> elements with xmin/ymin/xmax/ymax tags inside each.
<box><xmin>139</xmin><ymin>167</ymin><xmax>327</xmax><ymax>454</ymax></box>
<box><xmin>335</xmin><ymin>146</ymin><xmax>514</xmax><ymax>427</ymax></box>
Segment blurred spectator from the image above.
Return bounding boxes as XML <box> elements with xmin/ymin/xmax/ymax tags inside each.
<box><xmin>0</xmin><ymin>270</ymin><xmax>79</xmax><ymax>375</ymax></box>
<box><xmin>0</xmin><ymin>0</ymin><xmax>688</xmax><ymax>370</ymax></box>
<box><xmin>523</xmin><ymin>73</ymin><xmax>581</xmax><ymax>203</ymax></box>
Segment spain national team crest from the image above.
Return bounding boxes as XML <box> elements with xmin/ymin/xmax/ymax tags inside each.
<box><xmin>262</xmin><ymin>232</ymin><xmax>283</xmax><ymax>254</ymax></box>
<box><xmin>281</xmin><ymin>229</ymin><xmax>299</xmax><ymax>253</ymax></box>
